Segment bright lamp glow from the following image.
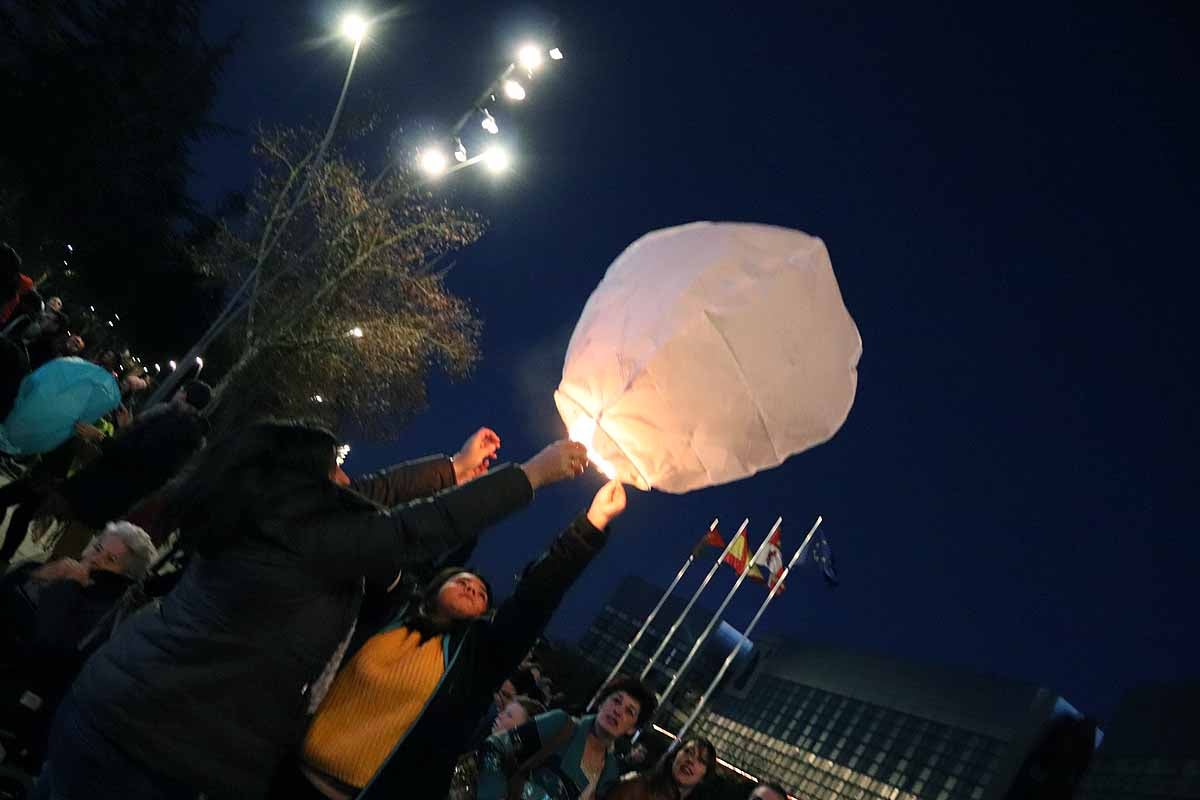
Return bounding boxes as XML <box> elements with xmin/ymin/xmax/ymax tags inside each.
<box><xmin>518</xmin><ymin>45</ymin><xmax>543</xmax><ymax>71</ymax></box>
<box><xmin>340</xmin><ymin>13</ymin><xmax>368</xmax><ymax>42</ymax></box>
<box><xmin>348</xmin><ymin>326</ymin><xmax>364</xmax><ymax>338</ymax></box>
<box><xmin>168</xmin><ymin>360</ymin><xmax>177</xmax><ymax>371</ymax></box>
<box><xmin>313</xmin><ymin>394</ymin><xmax>324</xmax><ymax>403</ymax></box>
<box><xmin>503</xmin><ymin>79</ymin><xmax>526</xmax><ymax>101</ymax></box>
<box><xmin>483</xmin><ymin>146</ymin><xmax>511</xmax><ymax>173</ymax></box>
<box><xmin>418</xmin><ymin>148</ymin><xmax>449</xmax><ymax>176</ymax></box>
<box><xmin>454</xmin><ymin>140</ymin><xmax>467</xmax><ymax>162</ymax></box>
<box><xmin>549</xmin><ymin>48</ymin><xmax>563</xmax><ymax>60</ymax></box>
<box><xmin>481</xmin><ymin>110</ymin><xmax>499</xmax><ymax>134</ymax></box>
<box><xmin>66</xmin><ymin>244</ymin><xmax>74</xmax><ymax>252</ymax></box>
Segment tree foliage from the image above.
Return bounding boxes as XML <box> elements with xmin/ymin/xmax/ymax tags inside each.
<box><xmin>198</xmin><ymin>126</ymin><xmax>485</xmax><ymax>439</ymax></box>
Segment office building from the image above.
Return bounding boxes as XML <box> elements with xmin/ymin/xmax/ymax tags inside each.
<box><xmin>582</xmin><ymin>576</ymin><xmax>1090</xmax><ymax>800</ymax></box>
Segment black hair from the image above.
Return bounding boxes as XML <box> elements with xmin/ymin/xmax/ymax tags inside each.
<box><xmin>596</xmin><ymin>674</ymin><xmax>658</xmax><ymax>729</ymax></box>
<box><xmin>183</xmin><ymin>380</ymin><xmax>213</xmax><ymax>411</ymax></box>
<box><xmin>167</xmin><ymin>419</ymin><xmax>340</xmax><ymax>555</ymax></box>
<box><xmin>420</xmin><ymin>565</ymin><xmax>494</xmax><ymax>612</ymax></box>
<box><xmin>506</xmin><ymin>667</ymin><xmax>541</xmax><ymax>699</ymax></box>
<box><xmin>641</xmin><ymin>737</ymin><xmax>718</xmax><ymax>798</ymax></box>
<box><xmin>754</xmin><ymin>781</ymin><xmax>790</xmax><ymax>799</ymax></box>
<box><xmin>404</xmin><ymin>565</ymin><xmax>495</xmax><ymax>641</ymax></box>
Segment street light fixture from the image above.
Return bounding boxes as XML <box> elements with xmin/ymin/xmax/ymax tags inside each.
<box><xmin>348</xmin><ymin>326</ymin><xmax>364</xmax><ymax>338</ymax></box>
<box><xmin>483</xmin><ymin>146</ymin><xmax>511</xmax><ymax>173</ymax></box>
<box><xmin>549</xmin><ymin>47</ymin><xmax>563</xmax><ymax>60</ymax></box>
<box><xmin>454</xmin><ymin>139</ymin><xmax>467</xmax><ymax>162</ymax></box>
<box><xmin>419</xmin><ymin>147</ymin><xmax>449</xmax><ymax>176</ymax></box>
<box><xmin>518</xmin><ymin>44</ymin><xmax>543</xmax><ymax>71</ymax></box>
<box><xmin>340</xmin><ymin>13</ymin><xmax>368</xmax><ymax>43</ymax></box>
<box><xmin>503</xmin><ymin>79</ymin><xmax>526</xmax><ymax>101</ymax></box>
<box><xmin>168</xmin><ymin>360</ymin><xmax>177</xmax><ymax>371</ymax></box>
<box><xmin>481</xmin><ymin>110</ymin><xmax>499</xmax><ymax>134</ymax></box>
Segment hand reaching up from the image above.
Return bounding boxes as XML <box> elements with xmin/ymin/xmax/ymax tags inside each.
<box><xmin>521</xmin><ymin>440</ymin><xmax>588</xmax><ymax>490</ymax></box>
<box><xmin>453</xmin><ymin>428</ymin><xmax>501</xmax><ymax>484</ymax></box>
<box><xmin>586</xmin><ymin>479</ymin><xmax>627</xmax><ymax>530</ymax></box>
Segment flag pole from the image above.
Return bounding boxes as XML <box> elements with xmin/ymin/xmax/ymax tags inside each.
<box><xmin>637</xmin><ymin>519</ymin><xmax>749</xmax><ymax>682</ymax></box>
<box><xmin>635</xmin><ymin>517</ymin><xmax>782</xmax><ymax>743</ymax></box>
<box><xmin>586</xmin><ymin>518</ymin><xmax>719</xmax><ymax>712</ymax></box>
<box><xmin>671</xmin><ymin>516</ymin><xmax>823</xmax><ymax>744</ymax></box>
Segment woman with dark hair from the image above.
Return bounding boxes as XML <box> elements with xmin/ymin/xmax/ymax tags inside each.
<box><xmin>476</xmin><ymin>674</ymin><xmax>659</xmax><ymax>800</ymax></box>
<box><xmin>602</xmin><ymin>738</ymin><xmax>717</xmax><ymax>800</ymax></box>
<box><xmin>285</xmin><ymin>479</ymin><xmax>630</xmax><ymax>800</ymax></box>
<box><xmin>35</xmin><ymin>420</ymin><xmax>588</xmax><ymax>800</ymax></box>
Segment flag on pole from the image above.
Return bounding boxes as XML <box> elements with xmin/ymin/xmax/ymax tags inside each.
<box><xmin>800</xmin><ymin>528</ymin><xmax>839</xmax><ymax>586</ymax></box>
<box><xmin>750</xmin><ymin>526</ymin><xmax>786</xmax><ymax>591</ymax></box>
<box><xmin>722</xmin><ymin>528</ymin><xmax>763</xmax><ymax>579</ymax></box>
<box><xmin>691</xmin><ymin>526</ymin><xmax>725</xmax><ymax>558</ymax></box>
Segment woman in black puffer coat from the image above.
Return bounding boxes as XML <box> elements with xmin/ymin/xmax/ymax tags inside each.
<box><xmin>34</xmin><ymin>420</ymin><xmax>587</xmax><ymax>800</ymax></box>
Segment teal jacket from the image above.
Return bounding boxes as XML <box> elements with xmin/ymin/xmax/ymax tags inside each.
<box><xmin>477</xmin><ymin>711</ymin><xmax>622</xmax><ymax>800</ymax></box>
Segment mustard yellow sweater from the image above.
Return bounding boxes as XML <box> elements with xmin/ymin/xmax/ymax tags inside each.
<box><xmin>302</xmin><ymin>627</ymin><xmax>444</xmax><ymax>788</ymax></box>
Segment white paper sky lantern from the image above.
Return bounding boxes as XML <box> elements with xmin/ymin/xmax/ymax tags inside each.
<box><xmin>555</xmin><ymin>222</ymin><xmax>862</xmax><ymax>493</ymax></box>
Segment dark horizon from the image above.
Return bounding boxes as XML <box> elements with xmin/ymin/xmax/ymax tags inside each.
<box><xmin>190</xmin><ymin>0</ymin><xmax>1200</xmax><ymax>723</ymax></box>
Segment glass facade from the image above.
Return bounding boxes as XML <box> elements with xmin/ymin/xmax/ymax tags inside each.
<box><xmin>579</xmin><ymin>577</ymin><xmax>1065</xmax><ymax>800</ymax></box>
<box><xmin>579</xmin><ymin>601</ymin><xmax>731</xmax><ymax>719</ymax></box>
<box><xmin>697</xmin><ymin>674</ymin><xmax>1007</xmax><ymax>800</ymax></box>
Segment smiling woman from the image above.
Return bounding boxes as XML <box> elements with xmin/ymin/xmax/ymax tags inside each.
<box><xmin>602</xmin><ymin>738</ymin><xmax>719</xmax><ymax>800</ymax></box>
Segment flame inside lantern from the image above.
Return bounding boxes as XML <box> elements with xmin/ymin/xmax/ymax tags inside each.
<box><xmin>567</xmin><ymin>415</ymin><xmax>619</xmax><ymax>481</ymax></box>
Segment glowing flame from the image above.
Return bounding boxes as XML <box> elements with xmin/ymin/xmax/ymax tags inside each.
<box><xmin>568</xmin><ymin>416</ymin><xmax>618</xmax><ymax>480</ymax></box>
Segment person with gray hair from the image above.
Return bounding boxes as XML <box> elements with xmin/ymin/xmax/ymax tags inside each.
<box><xmin>1</xmin><ymin>521</ymin><xmax>156</xmax><ymax>752</ymax></box>
<box><xmin>82</xmin><ymin>521</ymin><xmax>157</xmax><ymax>579</ymax></box>
<box><xmin>1</xmin><ymin>521</ymin><xmax>155</xmax><ymax>662</ymax></box>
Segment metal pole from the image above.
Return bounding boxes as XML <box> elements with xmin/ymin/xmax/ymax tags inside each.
<box><xmin>587</xmin><ymin>518</ymin><xmax>719</xmax><ymax>712</ymax></box>
<box><xmin>638</xmin><ymin>519</ymin><xmax>748</xmax><ymax>681</ymax></box>
<box><xmin>144</xmin><ymin>41</ymin><xmax>363</xmax><ymax>408</ymax></box>
<box><xmin>673</xmin><ymin>516</ymin><xmax>824</xmax><ymax>743</ymax></box>
<box><xmin>643</xmin><ymin>517</ymin><xmax>783</xmax><ymax>736</ymax></box>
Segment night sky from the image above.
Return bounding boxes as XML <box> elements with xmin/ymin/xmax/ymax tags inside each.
<box><xmin>191</xmin><ymin>1</ymin><xmax>1199</xmax><ymax>723</ymax></box>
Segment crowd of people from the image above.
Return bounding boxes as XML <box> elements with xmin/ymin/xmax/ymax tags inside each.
<box><xmin>0</xmin><ymin>238</ymin><xmax>793</xmax><ymax>800</ymax></box>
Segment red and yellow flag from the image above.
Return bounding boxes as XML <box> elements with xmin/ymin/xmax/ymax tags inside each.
<box><xmin>691</xmin><ymin>526</ymin><xmax>726</xmax><ymax>558</ymax></box>
<box><xmin>722</xmin><ymin>528</ymin><xmax>763</xmax><ymax>580</ymax></box>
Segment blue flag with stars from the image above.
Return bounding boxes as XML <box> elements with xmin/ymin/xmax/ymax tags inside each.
<box><xmin>801</xmin><ymin>528</ymin><xmax>839</xmax><ymax>586</ymax></box>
